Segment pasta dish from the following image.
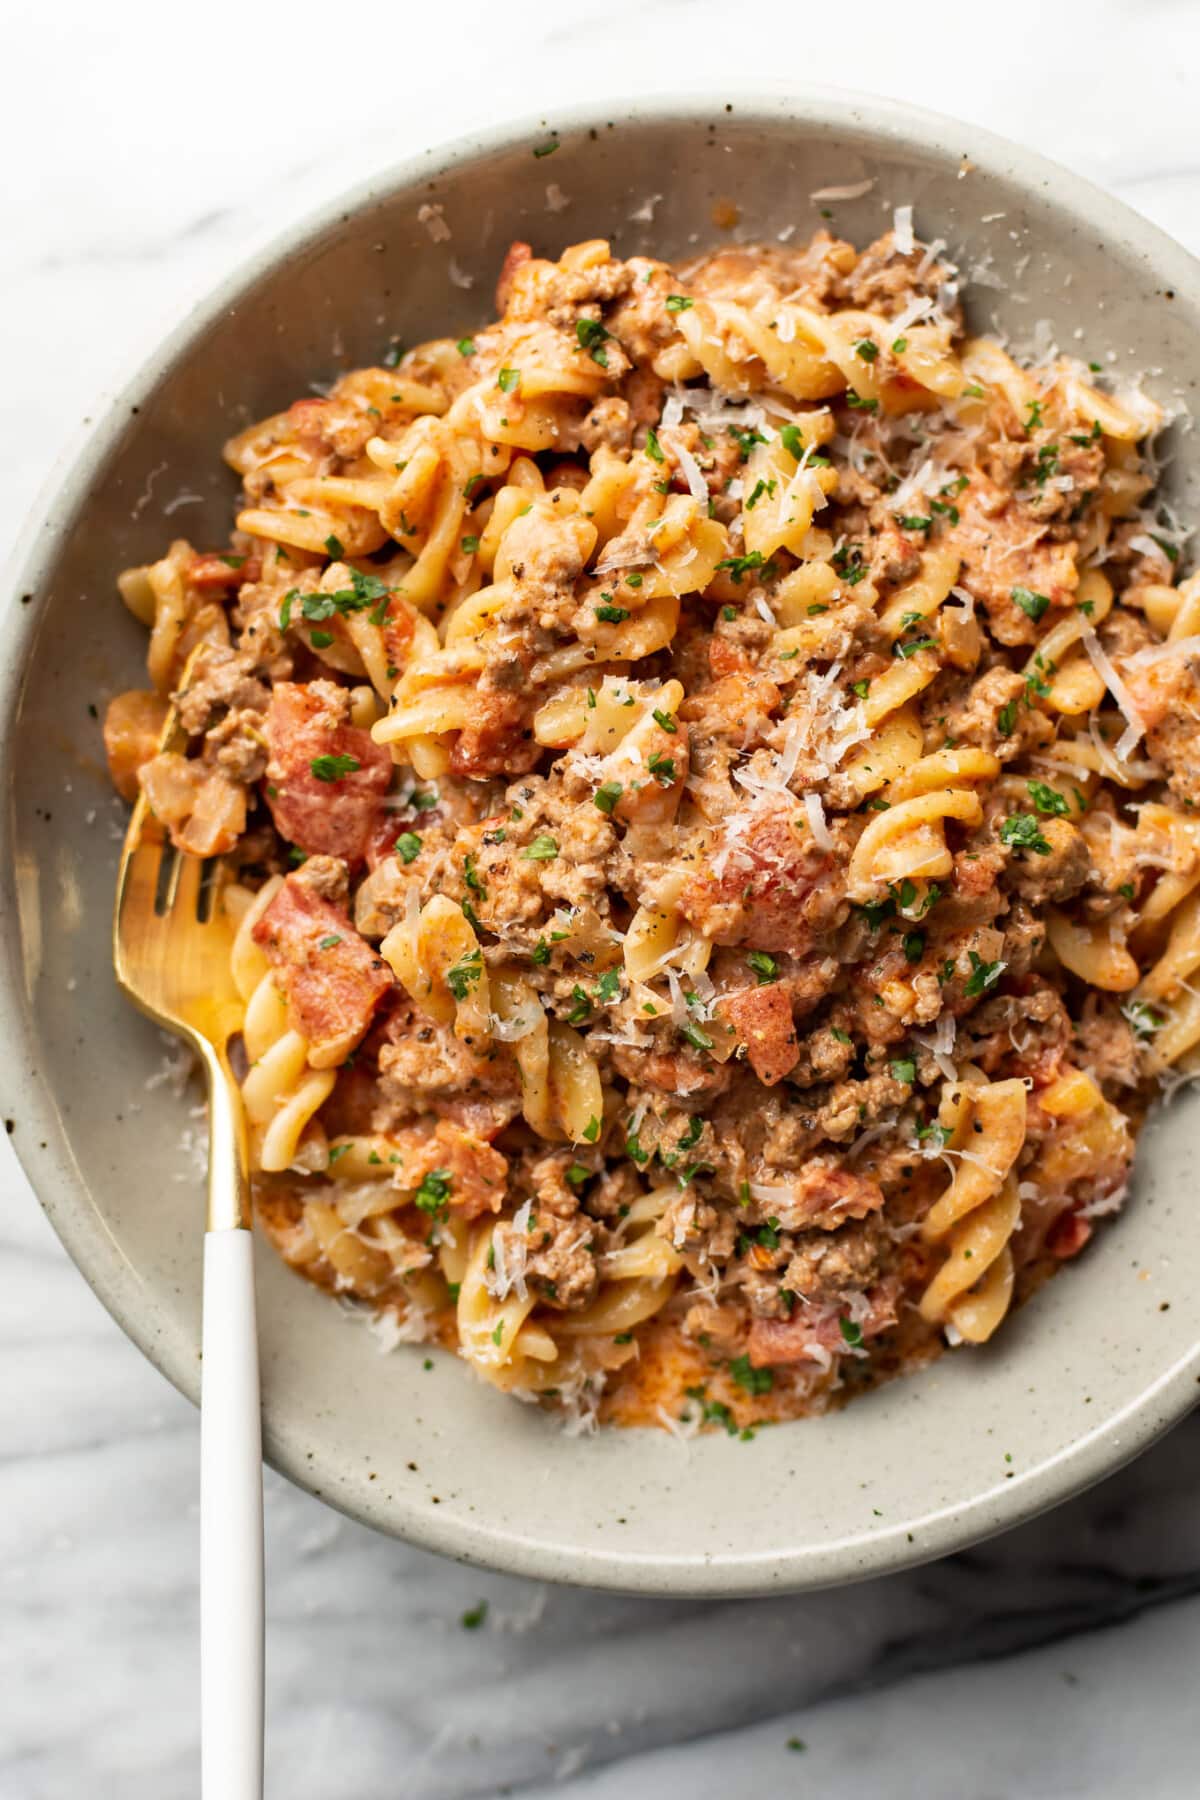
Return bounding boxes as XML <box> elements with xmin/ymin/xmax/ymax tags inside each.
<box><xmin>104</xmin><ymin>224</ymin><xmax>1198</xmax><ymax>1436</ymax></box>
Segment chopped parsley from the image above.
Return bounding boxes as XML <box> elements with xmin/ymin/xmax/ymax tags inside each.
<box><xmin>728</xmin><ymin>425</ymin><xmax>768</xmax><ymax>460</ymax></box>
<box><xmin>729</xmin><ymin>1355</ymin><xmax>774</xmax><ymax>1394</ymax></box>
<box><xmin>595</xmin><ymin>602</ymin><xmax>630</xmax><ymax>623</ymax></box>
<box><xmin>644</xmin><ymin>426</ymin><xmax>665</xmax><ymax>464</ymax></box>
<box><xmin>716</xmin><ymin>551</ymin><xmax>772</xmax><ymax>584</ymax></box>
<box><xmin>895</xmin><ymin>637</ymin><xmax>938</xmax><ymax>659</ymax></box>
<box><xmin>747</xmin><ymin>950</ymin><xmax>778</xmax><ymax>985</ymax></box>
<box><xmin>839</xmin><ymin>1317</ymin><xmax>864</xmax><ymax>1348</ymax></box>
<box><xmin>446</xmin><ymin>949</ymin><xmax>483</xmax><ymax>1001</ymax></box>
<box><xmin>1012</xmin><ymin>585</ymin><xmax>1051</xmax><ymax>622</ymax></box>
<box><xmin>456</xmin><ymin>336</ymin><xmax>476</xmax><ymax>357</ymax></box>
<box><xmin>1028</xmin><ymin>779</ymin><xmax>1069</xmax><ymax>816</ymax></box>
<box><xmin>1000</xmin><ymin>813</ymin><xmax>1052</xmax><ymax>856</ymax></box>
<box><xmin>324</xmin><ymin>533</ymin><xmax>344</xmax><ymax>559</ymax></box>
<box><xmin>647</xmin><ymin>752</ymin><xmax>676</xmax><ymax>786</ymax></box>
<box><xmin>395</xmin><ymin>832</ymin><xmax>422</xmax><ymax>864</ymax></box>
<box><xmin>997</xmin><ymin>699</ymin><xmax>1018</xmax><ymax>736</ymax></box>
<box><xmin>575</xmin><ymin>316</ymin><xmax>610</xmax><ymax>366</ymax></box>
<box><xmin>683</xmin><ymin>1385</ymin><xmax>739</xmax><ymax>1435</ymax></box>
<box><xmin>496</xmin><ymin>366</ymin><xmax>520</xmax><ymax>393</ymax></box>
<box><xmin>680</xmin><ymin>1020</ymin><xmax>714</xmax><ymax>1053</ymax></box>
<box><xmin>626</xmin><ymin>1128</ymin><xmax>650</xmax><ymax>1167</ymax></box>
<box><xmin>831</xmin><ymin>544</ymin><xmax>867</xmax><ymax>586</ymax></box>
<box><xmin>964</xmin><ymin>951</ymin><xmax>1005</xmax><ymax>997</ymax></box>
<box><xmin>522</xmin><ymin>834</ymin><xmax>559</xmax><ymax>860</ymax></box>
<box><xmin>846</xmin><ymin>392</ymin><xmax>879</xmax><ymax>413</ymax></box>
<box><xmin>854</xmin><ymin>337</ymin><xmax>879</xmax><ymax>363</ymax></box>
<box><xmin>460</xmin><ymin>1602</ymin><xmax>488</xmax><ymax>1629</ymax></box>
<box><xmin>1124</xmin><ymin>999</ymin><xmax>1165</xmax><ymax>1038</ymax></box>
<box><xmin>596</xmin><ymin>968</ymin><xmax>621</xmax><ymax>1005</ymax></box>
<box><xmin>594</xmin><ymin>780</ymin><xmax>624</xmax><ymax>815</ymax></box>
<box><xmin>890</xmin><ymin>1058</ymin><xmax>916</xmax><ymax>1086</ymax></box>
<box><xmin>309</xmin><ymin>754</ymin><xmax>360</xmax><ymax>782</ymax></box>
<box><xmin>902</xmin><ymin>931</ymin><xmax>925</xmax><ymax>963</ymax></box>
<box><xmin>532</xmin><ymin>137</ymin><xmax>560</xmax><ymax>158</ymax></box>
<box><xmin>413</xmin><ymin>1168</ymin><xmax>452</xmax><ymax>1215</ymax></box>
<box><xmin>665</xmin><ymin>294</ymin><xmax>694</xmax><ymax>312</ymax></box>
<box><xmin>460</xmin><ymin>534</ymin><xmax>479</xmax><ymax>554</ymax></box>
<box><xmin>652</xmin><ymin>708</ymin><xmax>677</xmax><ymax>733</ymax></box>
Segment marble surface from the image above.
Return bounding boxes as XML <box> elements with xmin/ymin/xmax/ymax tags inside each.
<box><xmin>5</xmin><ymin>1</ymin><xmax>1200</xmax><ymax>1793</ymax></box>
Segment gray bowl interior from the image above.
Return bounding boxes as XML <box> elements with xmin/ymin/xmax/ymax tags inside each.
<box><xmin>4</xmin><ymin>92</ymin><xmax>1199</xmax><ymax>1594</ymax></box>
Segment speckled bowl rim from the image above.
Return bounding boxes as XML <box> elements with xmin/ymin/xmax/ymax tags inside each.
<box><xmin>4</xmin><ymin>85</ymin><xmax>1200</xmax><ymax>1595</ymax></box>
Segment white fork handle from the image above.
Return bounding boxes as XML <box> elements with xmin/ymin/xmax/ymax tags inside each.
<box><xmin>201</xmin><ymin>1229</ymin><xmax>264</xmax><ymax>1800</ymax></box>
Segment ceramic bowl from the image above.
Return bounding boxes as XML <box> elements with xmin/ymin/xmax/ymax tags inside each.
<box><xmin>5</xmin><ymin>89</ymin><xmax>1200</xmax><ymax>1596</ymax></box>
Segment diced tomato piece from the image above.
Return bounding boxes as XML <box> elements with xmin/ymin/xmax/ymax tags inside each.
<box><xmin>252</xmin><ymin>874</ymin><xmax>393</xmax><ymax>1067</ymax></box>
<box><xmin>380</xmin><ymin>597</ymin><xmax>417</xmax><ymax>676</ymax></box>
<box><xmin>680</xmin><ymin>808</ymin><xmax>841</xmax><ymax>956</ymax></box>
<box><xmin>449</xmin><ymin>686</ymin><xmax>538</xmax><ymax>779</ymax></box>
<box><xmin>1046</xmin><ymin>1210</ymin><xmax>1093</xmax><ymax>1260</ymax></box>
<box><xmin>393</xmin><ymin>1119</ymin><xmax>509</xmax><ymax>1220</ymax></box>
<box><xmin>708</xmin><ymin>636</ymin><xmax>753</xmax><ymax>677</ymax></box>
<box><xmin>187</xmin><ymin>552</ymin><xmax>260</xmax><ymax>590</ymax></box>
<box><xmin>264</xmin><ymin>681</ymin><xmax>392</xmax><ymax>861</ymax></box>
<box><xmin>715</xmin><ymin>983</ymin><xmax>799</xmax><ymax>1085</ymax></box>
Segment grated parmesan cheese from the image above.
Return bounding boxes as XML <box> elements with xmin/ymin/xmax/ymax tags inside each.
<box><xmin>1125</xmin><ymin>635</ymin><xmax>1200</xmax><ymax>671</ymax></box>
<box><xmin>810</xmin><ymin>178</ymin><xmax>876</xmax><ymax>202</ymax></box>
<box><xmin>892</xmin><ymin>205</ymin><xmax>914</xmax><ymax>255</ymax></box>
<box><xmin>545</xmin><ymin>183</ymin><xmax>570</xmax><ymax>213</ymax></box>
<box><xmin>848</xmin><ymin>1113</ymin><xmax>899</xmax><ymax>1160</ymax></box>
<box><xmin>803</xmin><ymin>790</ymin><xmax>832</xmax><ymax>849</ymax></box>
<box><xmin>661</xmin><ymin>428</ymin><xmax>709</xmax><ymax>504</ymax></box>
<box><xmin>892</xmin><ymin>295</ymin><xmax>935</xmax><ymax>336</ymax></box>
<box><xmin>1080</xmin><ymin>624</ymin><xmax>1148</xmax><ymax>759</ymax></box>
<box><xmin>417</xmin><ymin>203</ymin><xmax>451</xmax><ymax>243</ymax></box>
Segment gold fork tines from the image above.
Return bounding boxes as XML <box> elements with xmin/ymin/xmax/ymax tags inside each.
<box><xmin>112</xmin><ymin>655</ymin><xmax>251</xmax><ymax>1231</ymax></box>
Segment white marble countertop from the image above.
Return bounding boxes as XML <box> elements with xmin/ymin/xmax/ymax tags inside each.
<box><xmin>5</xmin><ymin>2</ymin><xmax>1200</xmax><ymax>1794</ymax></box>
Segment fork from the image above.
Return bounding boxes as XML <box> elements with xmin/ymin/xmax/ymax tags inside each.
<box><xmin>113</xmin><ymin>663</ymin><xmax>264</xmax><ymax>1800</ymax></box>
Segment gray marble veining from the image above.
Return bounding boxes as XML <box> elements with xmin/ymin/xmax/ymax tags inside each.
<box><xmin>4</xmin><ymin>0</ymin><xmax>1200</xmax><ymax>1793</ymax></box>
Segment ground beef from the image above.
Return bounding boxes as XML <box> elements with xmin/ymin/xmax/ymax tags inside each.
<box><xmin>844</xmin><ymin>230</ymin><xmax>963</xmax><ymax>326</ymax></box>
<box><xmin>375</xmin><ymin>998</ymin><xmax>521</xmax><ymax>1139</ymax></box>
<box><xmin>781</xmin><ymin>1215</ymin><xmax>888</xmax><ymax>1305</ymax></box>
<box><xmin>1006</xmin><ymin>818</ymin><xmax>1091</xmax><ymax>903</ymax></box>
